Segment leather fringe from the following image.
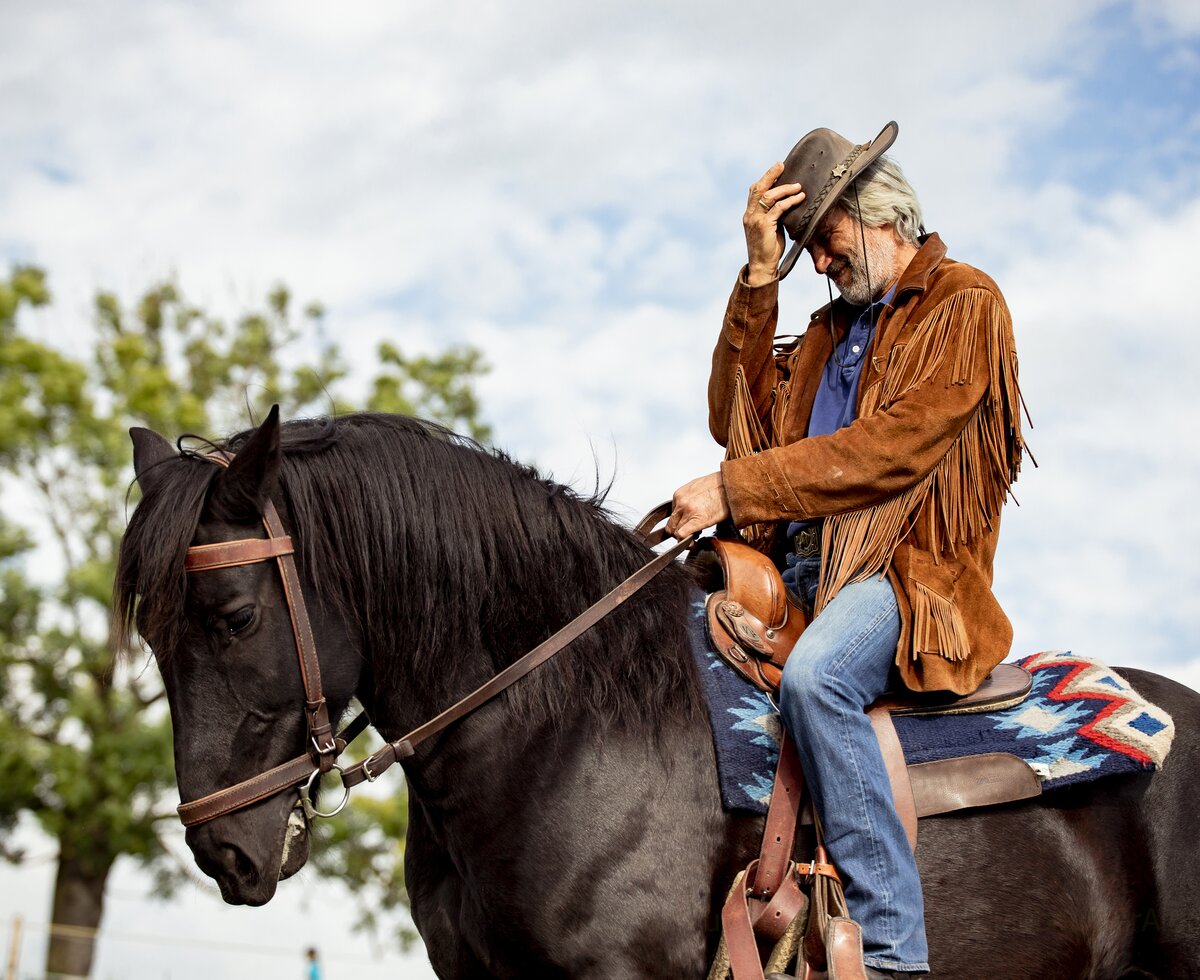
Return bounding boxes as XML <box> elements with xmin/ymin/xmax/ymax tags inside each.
<box><xmin>727</xmin><ymin>366</ymin><xmax>772</xmax><ymax>458</ymax></box>
<box><xmin>727</xmin><ymin>367</ymin><xmax>786</xmax><ymax>551</ymax></box>
<box><xmin>910</xmin><ymin>579</ymin><xmax>970</xmax><ymax>661</ymax></box>
<box><xmin>814</xmin><ymin>288</ymin><xmax>1025</xmax><ymax>656</ymax></box>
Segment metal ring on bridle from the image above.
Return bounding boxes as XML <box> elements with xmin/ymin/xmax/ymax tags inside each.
<box><xmin>299</xmin><ymin>764</ymin><xmax>350</xmax><ymax>820</ymax></box>
<box><xmin>758</xmin><ymin>197</ymin><xmax>772</xmax><ymax>211</ymax></box>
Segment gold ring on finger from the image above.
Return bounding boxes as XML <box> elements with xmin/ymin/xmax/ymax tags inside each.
<box><xmin>758</xmin><ymin>197</ymin><xmax>771</xmax><ymax>211</ymax></box>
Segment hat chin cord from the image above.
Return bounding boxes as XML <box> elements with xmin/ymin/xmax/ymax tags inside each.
<box><xmin>828</xmin><ymin>180</ymin><xmax>875</xmax><ymax>369</ymax></box>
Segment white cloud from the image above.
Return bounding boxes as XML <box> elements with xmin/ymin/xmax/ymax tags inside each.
<box><xmin>5</xmin><ymin>0</ymin><xmax>1196</xmax><ymax>691</ymax></box>
<box><xmin>1159</xmin><ymin>656</ymin><xmax>1200</xmax><ymax>694</ymax></box>
<box><xmin>3</xmin><ymin>0</ymin><xmax>1109</xmax><ymax>333</ymax></box>
<box><xmin>992</xmin><ymin>192</ymin><xmax>1200</xmax><ymax>669</ymax></box>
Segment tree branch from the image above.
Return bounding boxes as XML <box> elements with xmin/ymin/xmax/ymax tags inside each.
<box><xmin>132</xmin><ymin>685</ymin><xmax>165</xmax><ymax>710</ymax></box>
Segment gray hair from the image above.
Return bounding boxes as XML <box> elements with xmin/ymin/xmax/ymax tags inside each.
<box><xmin>840</xmin><ymin>155</ymin><xmax>924</xmax><ymax>245</ymax></box>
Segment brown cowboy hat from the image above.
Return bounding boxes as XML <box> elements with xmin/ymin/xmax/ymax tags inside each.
<box><xmin>775</xmin><ymin>121</ymin><xmax>899</xmax><ymax>280</ymax></box>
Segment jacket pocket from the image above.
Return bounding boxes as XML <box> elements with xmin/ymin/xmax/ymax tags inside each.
<box><xmin>898</xmin><ymin>545</ymin><xmax>968</xmax><ymax>661</ymax></box>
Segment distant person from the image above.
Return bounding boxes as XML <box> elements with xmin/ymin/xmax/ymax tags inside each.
<box><xmin>305</xmin><ymin>946</ymin><xmax>322</xmax><ymax>980</ymax></box>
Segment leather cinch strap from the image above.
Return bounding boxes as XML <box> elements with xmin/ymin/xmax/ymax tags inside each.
<box><xmin>178</xmin><ymin>476</ymin><xmax>693</xmax><ymax>827</ymax></box>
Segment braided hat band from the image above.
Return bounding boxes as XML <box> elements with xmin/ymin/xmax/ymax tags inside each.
<box><xmin>789</xmin><ymin>142</ymin><xmax>867</xmax><ymax>238</ymax></box>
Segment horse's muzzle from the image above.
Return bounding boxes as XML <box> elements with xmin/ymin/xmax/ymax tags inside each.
<box><xmin>185</xmin><ymin>803</ymin><xmax>304</xmax><ymax>906</ymax></box>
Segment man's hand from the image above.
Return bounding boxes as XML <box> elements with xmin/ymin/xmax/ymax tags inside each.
<box><xmin>666</xmin><ymin>471</ymin><xmax>732</xmax><ymax>540</ymax></box>
<box><xmin>744</xmin><ymin>163</ymin><xmax>806</xmax><ymax>287</ymax></box>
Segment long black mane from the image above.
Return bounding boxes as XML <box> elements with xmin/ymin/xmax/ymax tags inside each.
<box><xmin>115</xmin><ymin>413</ymin><xmax>702</xmax><ymax>737</ymax></box>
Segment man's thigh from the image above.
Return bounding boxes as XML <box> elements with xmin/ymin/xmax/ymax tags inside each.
<box><xmin>783</xmin><ymin>573</ymin><xmax>901</xmax><ymax>705</ymax></box>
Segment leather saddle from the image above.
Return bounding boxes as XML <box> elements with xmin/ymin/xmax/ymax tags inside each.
<box><xmin>631</xmin><ymin>507</ymin><xmax>1042</xmax><ymax>836</ymax></box>
<box><xmin>634</xmin><ymin>508</ymin><xmax>1042</xmax><ymax>977</ymax></box>
<box><xmin>698</xmin><ymin>535</ymin><xmax>807</xmax><ymax>693</ymax></box>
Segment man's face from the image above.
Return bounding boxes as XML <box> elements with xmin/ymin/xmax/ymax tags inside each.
<box><xmin>805</xmin><ymin>208</ymin><xmax>897</xmax><ymax>306</ymax></box>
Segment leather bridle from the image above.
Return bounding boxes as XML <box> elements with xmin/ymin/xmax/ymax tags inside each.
<box><xmin>176</xmin><ymin>460</ymin><xmax>688</xmax><ymax>828</ymax></box>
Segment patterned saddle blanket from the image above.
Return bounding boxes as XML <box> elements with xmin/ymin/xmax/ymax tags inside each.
<box><xmin>687</xmin><ymin>595</ymin><xmax>1176</xmax><ymax>815</ymax></box>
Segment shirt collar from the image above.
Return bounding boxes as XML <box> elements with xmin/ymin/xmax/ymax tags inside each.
<box><xmin>848</xmin><ymin>283</ymin><xmax>897</xmax><ymax>324</ymax></box>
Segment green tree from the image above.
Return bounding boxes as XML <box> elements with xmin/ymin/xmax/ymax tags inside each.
<box><xmin>0</xmin><ymin>266</ymin><xmax>487</xmax><ymax>977</ymax></box>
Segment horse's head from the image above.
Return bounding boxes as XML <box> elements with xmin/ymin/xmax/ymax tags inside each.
<box><xmin>122</xmin><ymin>409</ymin><xmax>363</xmax><ymax>905</ymax></box>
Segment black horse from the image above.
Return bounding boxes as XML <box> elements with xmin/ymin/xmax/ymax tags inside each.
<box><xmin>115</xmin><ymin>410</ymin><xmax>1200</xmax><ymax>979</ymax></box>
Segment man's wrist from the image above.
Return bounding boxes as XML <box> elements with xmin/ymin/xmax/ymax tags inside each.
<box><xmin>745</xmin><ymin>263</ymin><xmax>778</xmax><ymax>288</ymax></box>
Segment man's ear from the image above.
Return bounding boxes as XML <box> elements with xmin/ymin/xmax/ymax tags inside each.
<box><xmin>129</xmin><ymin>427</ymin><xmax>177</xmax><ymax>497</ymax></box>
<box><xmin>207</xmin><ymin>405</ymin><xmax>282</xmax><ymax>521</ymax></box>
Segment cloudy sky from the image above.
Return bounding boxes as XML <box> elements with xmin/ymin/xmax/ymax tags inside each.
<box><xmin>2</xmin><ymin>1</ymin><xmax>1199</xmax><ymax>976</ymax></box>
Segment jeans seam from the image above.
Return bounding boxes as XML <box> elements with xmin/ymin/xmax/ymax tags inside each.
<box><xmin>831</xmin><ymin>691</ymin><xmax>898</xmax><ymax>953</ymax></box>
<box><xmin>863</xmin><ymin>956</ymin><xmax>931</xmax><ymax>972</ymax></box>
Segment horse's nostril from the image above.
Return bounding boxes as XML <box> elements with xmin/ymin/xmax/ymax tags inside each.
<box><xmin>193</xmin><ymin>837</ymin><xmax>257</xmax><ymax>888</ymax></box>
<box><xmin>220</xmin><ymin>843</ymin><xmax>257</xmax><ymax>883</ymax></box>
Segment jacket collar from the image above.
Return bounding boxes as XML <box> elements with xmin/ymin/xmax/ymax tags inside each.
<box><xmin>889</xmin><ymin>232</ymin><xmax>946</xmax><ymax>305</ymax></box>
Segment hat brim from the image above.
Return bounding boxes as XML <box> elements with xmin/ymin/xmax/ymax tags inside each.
<box><xmin>777</xmin><ymin>120</ymin><xmax>899</xmax><ymax>281</ymax></box>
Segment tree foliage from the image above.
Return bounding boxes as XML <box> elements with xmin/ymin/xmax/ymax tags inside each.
<box><xmin>0</xmin><ymin>265</ymin><xmax>487</xmax><ymax>972</ymax></box>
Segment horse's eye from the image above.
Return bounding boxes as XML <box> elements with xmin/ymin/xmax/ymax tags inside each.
<box><xmin>225</xmin><ymin>606</ymin><xmax>256</xmax><ymax>636</ymax></box>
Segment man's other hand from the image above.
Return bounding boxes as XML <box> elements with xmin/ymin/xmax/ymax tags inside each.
<box><xmin>667</xmin><ymin>471</ymin><xmax>731</xmax><ymax>540</ymax></box>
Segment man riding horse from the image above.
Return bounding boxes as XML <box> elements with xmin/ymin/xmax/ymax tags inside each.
<box><xmin>667</xmin><ymin>121</ymin><xmax>1026</xmax><ymax>978</ymax></box>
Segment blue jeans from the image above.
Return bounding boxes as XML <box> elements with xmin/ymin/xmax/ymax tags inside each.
<box><xmin>779</xmin><ymin>551</ymin><xmax>929</xmax><ymax>973</ymax></box>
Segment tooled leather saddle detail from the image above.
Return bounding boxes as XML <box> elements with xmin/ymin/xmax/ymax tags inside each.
<box><xmin>700</xmin><ymin>535</ymin><xmax>809</xmax><ymax>693</ymax></box>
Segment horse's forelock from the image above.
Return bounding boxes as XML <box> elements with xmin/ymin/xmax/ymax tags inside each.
<box><xmin>113</xmin><ymin>453</ymin><xmax>220</xmax><ymax>662</ymax></box>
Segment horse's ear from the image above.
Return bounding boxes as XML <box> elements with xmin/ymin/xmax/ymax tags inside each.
<box><xmin>209</xmin><ymin>405</ymin><xmax>282</xmax><ymax>521</ymax></box>
<box><xmin>130</xmin><ymin>427</ymin><xmax>177</xmax><ymax>497</ymax></box>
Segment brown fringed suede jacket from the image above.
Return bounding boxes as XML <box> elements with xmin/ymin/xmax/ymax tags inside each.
<box><xmin>711</xmin><ymin>234</ymin><xmax>1025</xmax><ymax>695</ymax></box>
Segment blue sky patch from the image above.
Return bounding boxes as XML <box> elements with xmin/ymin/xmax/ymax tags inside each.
<box><xmin>1021</xmin><ymin>4</ymin><xmax>1200</xmax><ymax>201</ymax></box>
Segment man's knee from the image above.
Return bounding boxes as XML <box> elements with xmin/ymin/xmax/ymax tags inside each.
<box><xmin>778</xmin><ymin>642</ymin><xmax>842</xmax><ymax>718</ymax></box>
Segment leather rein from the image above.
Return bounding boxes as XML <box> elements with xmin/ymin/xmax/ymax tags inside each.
<box><xmin>176</xmin><ymin>461</ymin><xmax>689</xmax><ymax>828</ymax></box>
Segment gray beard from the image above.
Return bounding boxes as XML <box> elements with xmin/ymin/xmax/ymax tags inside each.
<box><xmin>832</xmin><ymin>231</ymin><xmax>896</xmax><ymax>306</ymax></box>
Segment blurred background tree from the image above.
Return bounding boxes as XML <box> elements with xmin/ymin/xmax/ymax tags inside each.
<box><xmin>0</xmin><ymin>265</ymin><xmax>488</xmax><ymax>978</ymax></box>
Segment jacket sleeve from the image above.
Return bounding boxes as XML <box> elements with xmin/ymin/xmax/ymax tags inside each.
<box><xmin>707</xmin><ymin>268</ymin><xmax>783</xmax><ymax>447</ymax></box>
<box><xmin>721</xmin><ymin>287</ymin><xmax>1011</xmax><ymax>526</ymax></box>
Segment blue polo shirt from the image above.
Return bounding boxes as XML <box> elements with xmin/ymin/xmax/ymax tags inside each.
<box><xmin>784</xmin><ymin>285</ymin><xmax>896</xmax><ymax>595</ymax></box>
<box><xmin>807</xmin><ymin>285</ymin><xmax>896</xmax><ymax>438</ymax></box>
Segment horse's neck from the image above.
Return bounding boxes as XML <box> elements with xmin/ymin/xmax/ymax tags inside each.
<box><xmin>352</xmin><ymin>491</ymin><xmax>703</xmax><ymax>800</ymax></box>
<box><xmin>402</xmin><ymin>689</ymin><xmax>705</xmax><ymax>821</ymax></box>
<box><xmin>364</xmin><ymin>509</ymin><xmax>632</xmax><ymax>731</ymax></box>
